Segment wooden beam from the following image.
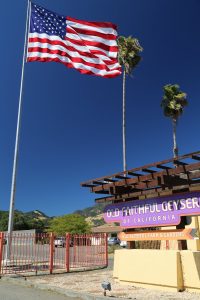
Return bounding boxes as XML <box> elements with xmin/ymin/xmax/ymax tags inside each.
<box><xmin>142</xmin><ymin>168</ymin><xmax>157</xmax><ymax>173</ymax></box>
<box><xmin>103</xmin><ymin>178</ymin><xmax>118</xmax><ymax>182</ymax></box>
<box><xmin>159</xmin><ymin>190</ymin><xmax>172</xmax><ymax>197</ymax></box>
<box><xmin>95</xmin><ymin>187</ymin><xmax>164</xmax><ymax>203</ymax></box>
<box><xmin>156</xmin><ymin>165</ymin><xmax>172</xmax><ymax>170</ymax></box>
<box><xmin>96</xmin><ymin>189</ymin><xmax>173</xmax><ymax>203</ymax></box>
<box><xmin>91</xmin><ymin>170</ymin><xmax>167</xmax><ymax>193</ymax></box>
<box><xmin>92</xmin><ymin>181</ymin><xmax>106</xmax><ymax>185</ymax></box>
<box><xmin>128</xmin><ymin>171</ymin><xmax>142</xmax><ymax>176</ymax></box>
<box><xmin>173</xmin><ymin>160</ymin><xmax>188</xmax><ymax>166</ymax></box>
<box><xmin>192</xmin><ymin>155</ymin><xmax>200</xmax><ymax>161</ymax></box>
<box><xmin>188</xmin><ymin>170</ymin><xmax>200</xmax><ymax>180</ymax></box>
<box><xmin>94</xmin><ymin>190</ymin><xmax>110</xmax><ymax>194</ymax></box>
<box><xmin>189</xmin><ymin>185</ymin><xmax>200</xmax><ymax>191</ymax></box>
<box><xmin>115</xmin><ymin>175</ymin><xmax>130</xmax><ymax>179</ymax></box>
<box><xmin>91</xmin><ymin>185</ymin><xmax>110</xmax><ymax>193</ymax></box>
<box><xmin>162</xmin><ymin>174</ymin><xmax>189</xmax><ymax>184</ymax></box>
<box><xmin>95</xmin><ymin>182</ymin><xmax>200</xmax><ymax>203</ymax></box>
<box><xmin>93</xmin><ymin>177</ymin><xmax>163</xmax><ymax>195</ymax></box>
<box><xmin>81</xmin><ymin>151</ymin><xmax>200</xmax><ymax>185</ymax></box>
<box><xmin>81</xmin><ymin>184</ymin><xmax>96</xmax><ymax>188</ymax></box>
<box><xmin>92</xmin><ymin>162</ymin><xmax>200</xmax><ymax>194</ymax></box>
<box><xmin>135</xmin><ymin>180</ymin><xmax>160</xmax><ymax>189</ymax></box>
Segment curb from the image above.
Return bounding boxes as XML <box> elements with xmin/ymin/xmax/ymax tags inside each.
<box><xmin>0</xmin><ymin>276</ymin><xmax>124</xmax><ymax>300</ymax></box>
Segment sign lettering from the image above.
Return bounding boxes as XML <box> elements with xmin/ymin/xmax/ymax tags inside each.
<box><xmin>103</xmin><ymin>191</ymin><xmax>200</xmax><ymax>228</ymax></box>
<box><xmin>118</xmin><ymin>229</ymin><xmax>199</xmax><ymax>241</ymax></box>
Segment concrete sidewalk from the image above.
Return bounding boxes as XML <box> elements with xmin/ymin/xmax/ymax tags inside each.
<box><xmin>2</xmin><ymin>267</ymin><xmax>200</xmax><ymax>300</ymax></box>
<box><xmin>0</xmin><ymin>280</ymin><xmax>81</xmax><ymax>300</ymax></box>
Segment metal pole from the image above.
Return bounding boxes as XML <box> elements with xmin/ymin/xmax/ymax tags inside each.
<box><xmin>104</xmin><ymin>233</ymin><xmax>108</xmax><ymax>267</ymax></box>
<box><xmin>6</xmin><ymin>0</ymin><xmax>31</xmax><ymax>261</ymax></box>
<box><xmin>122</xmin><ymin>70</ymin><xmax>127</xmax><ymax>173</ymax></box>
<box><xmin>49</xmin><ymin>233</ymin><xmax>54</xmax><ymax>274</ymax></box>
<box><xmin>65</xmin><ymin>233</ymin><xmax>70</xmax><ymax>272</ymax></box>
<box><xmin>0</xmin><ymin>232</ymin><xmax>4</xmax><ymax>275</ymax></box>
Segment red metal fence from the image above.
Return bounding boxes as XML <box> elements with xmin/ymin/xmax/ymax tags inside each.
<box><xmin>0</xmin><ymin>232</ymin><xmax>108</xmax><ymax>276</ymax></box>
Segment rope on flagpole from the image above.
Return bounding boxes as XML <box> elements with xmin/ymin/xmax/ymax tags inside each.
<box><xmin>6</xmin><ymin>0</ymin><xmax>32</xmax><ymax>262</ymax></box>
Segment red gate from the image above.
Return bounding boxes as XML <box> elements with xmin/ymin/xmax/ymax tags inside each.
<box><xmin>0</xmin><ymin>232</ymin><xmax>108</xmax><ymax>276</ymax></box>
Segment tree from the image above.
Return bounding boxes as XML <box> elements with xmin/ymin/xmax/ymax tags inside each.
<box><xmin>161</xmin><ymin>84</ymin><xmax>188</xmax><ymax>157</ymax></box>
<box><xmin>13</xmin><ymin>211</ymin><xmax>29</xmax><ymax>230</ymax></box>
<box><xmin>0</xmin><ymin>211</ymin><xmax>9</xmax><ymax>231</ymax></box>
<box><xmin>48</xmin><ymin>214</ymin><xmax>91</xmax><ymax>235</ymax></box>
<box><xmin>117</xmin><ymin>36</ymin><xmax>143</xmax><ymax>171</ymax></box>
<box><xmin>0</xmin><ymin>210</ymin><xmax>46</xmax><ymax>231</ymax></box>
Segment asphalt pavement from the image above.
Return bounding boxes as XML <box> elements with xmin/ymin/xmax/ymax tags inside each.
<box><xmin>0</xmin><ymin>281</ymin><xmax>81</xmax><ymax>300</ymax></box>
<box><xmin>0</xmin><ymin>256</ymin><xmax>114</xmax><ymax>300</ymax></box>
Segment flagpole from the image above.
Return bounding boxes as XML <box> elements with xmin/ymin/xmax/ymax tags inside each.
<box><xmin>6</xmin><ymin>0</ymin><xmax>31</xmax><ymax>261</ymax></box>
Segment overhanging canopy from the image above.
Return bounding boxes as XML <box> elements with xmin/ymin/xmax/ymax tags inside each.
<box><xmin>81</xmin><ymin>150</ymin><xmax>200</xmax><ymax>203</ymax></box>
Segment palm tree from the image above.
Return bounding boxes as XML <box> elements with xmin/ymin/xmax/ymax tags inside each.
<box><xmin>118</xmin><ymin>36</ymin><xmax>143</xmax><ymax>172</ymax></box>
<box><xmin>161</xmin><ymin>84</ymin><xmax>188</xmax><ymax>251</ymax></box>
<box><xmin>161</xmin><ymin>84</ymin><xmax>188</xmax><ymax>158</ymax></box>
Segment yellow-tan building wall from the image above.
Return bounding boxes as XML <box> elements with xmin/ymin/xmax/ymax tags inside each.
<box><xmin>186</xmin><ymin>216</ymin><xmax>200</xmax><ymax>251</ymax></box>
<box><xmin>113</xmin><ymin>249</ymin><xmax>200</xmax><ymax>292</ymax></box>
<box><xmin>181</xmin><ymin>251</ymin><xmax>200</xmax><ymax>292</ymax></box>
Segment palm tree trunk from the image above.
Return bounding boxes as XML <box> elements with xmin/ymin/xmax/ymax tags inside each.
<box><xmin>172</xmin><ymin>118</ymin><xmax>187</xmax><ymax>249</ymax></box>
<box><xmin>172</xmin><ymin>118</ymin><xmax>178</xmax><ymax>157</ymax></box>
<box><xmin>122</xmin><ymin>70</ymin><xmax>127</xmax><ymax>172</ymax></box>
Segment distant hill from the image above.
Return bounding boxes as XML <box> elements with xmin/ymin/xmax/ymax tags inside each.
<box><xmin>73</xmin><ymin>203</ymin><xmax>109</xmax><ymax>227</ymax></box>
<box><xmin>0</xmin><ymin>209</ymin><xmax>51</xmax><ymax>231</ymax></box>
<box><xmin>73</xmin><ymin>203</ymin><xmax>106</xmax><ymax>217</ymax></box>
<box><xmin>0</xmin><ymin>203</ymin><xmax>112</xmax><ymax>231</ymax></box>
<box><xmin>25</xmin><ymin>210</ymin><xmax>50</xmax><ymax>221</ymax></box>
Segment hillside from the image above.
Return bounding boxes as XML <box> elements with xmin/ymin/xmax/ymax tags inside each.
<box><xmin>73</xmin><ymin>203</ymin><xmax>107</xmax><ymax>226</ymax></box>
<box><xmin>25</xmin><ymin>210</ymin><xmax>50</xmax><ymax>221</ymax></box>
<box><xmin>0</xmin><ymin>203</ymin><xmax>110</xmax><ymax>231</ymax></box>
<box><xmin>0</xmin><ymin>209</ymin><xmax>51</xmax><ymax>231</ymax></box>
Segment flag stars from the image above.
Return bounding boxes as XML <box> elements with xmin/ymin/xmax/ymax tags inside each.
<box><xmin>30</xmin><ymin>3</ymin><xmax>66</xmax><ymax>39</ymax></box>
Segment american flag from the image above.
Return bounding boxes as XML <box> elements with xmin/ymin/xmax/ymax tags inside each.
<box><xmin>27</xmin><ymin>3</ymin><xmax>122</xmax><ymax>78</ymax></box>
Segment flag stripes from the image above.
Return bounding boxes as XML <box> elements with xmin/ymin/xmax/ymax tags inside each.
<box><xmin>27</xmin><ymin>3</ymin><xmax>121</xmax><ymax>78</ymax></box>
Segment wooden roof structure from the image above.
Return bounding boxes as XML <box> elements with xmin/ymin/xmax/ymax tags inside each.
<box><xmin>81</xmin><ymin>150</ymin><xmax>200</xmax><ymax>203</ymax></box>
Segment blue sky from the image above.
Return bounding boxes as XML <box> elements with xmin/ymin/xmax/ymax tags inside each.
<box><xmin>0</xmin><ymin>0</ymin><xmax>200</xmax><ymax>216</ymax></box>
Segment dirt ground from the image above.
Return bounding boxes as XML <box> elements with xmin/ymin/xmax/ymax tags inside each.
<box><xmin>26</xmin><ymin>267</ymin><xmax>200</xmax><ymax>300</ymax></box>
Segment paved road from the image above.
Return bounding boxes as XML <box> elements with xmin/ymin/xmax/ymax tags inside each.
<box><xmin>0</xmin><ymin>281</ymin><xmax>80</xmax><ymax>300</ymax></box>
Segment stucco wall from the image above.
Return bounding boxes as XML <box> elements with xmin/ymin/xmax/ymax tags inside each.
<box><xmin>113</xmin><ymin>249</ymin><xmax>184</xmax><ymax>291</ymax></box>
<box><xmin>186</xmin><ymin>216</ymin><xmax>200</xmax><ymax>251</ymax></box>
<box><xmin>113</xmin><ymin>249</ymin><xmax>200</xmax><ymax>292</ymax></box>
<box><xmin>181</xmin><ymin>251</ymin><xmax>200</xmax><ymax>292</ymax></box>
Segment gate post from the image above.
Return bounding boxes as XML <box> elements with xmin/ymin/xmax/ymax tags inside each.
<box><xmin>65</xmin><ymin>233</ymin><xmax>70</xmax><ymax>272</ymax></box>
<box><xmin>49</xmin><ymin>233</ymin><xmax>54</xmax><ymax>274</ymax></box>
<box><xmin>104</xmin><ymin>233</ymin><xmax>108</xmax><ymax>267</ymax></box>
<box><xmin>0</xmin><ymin>232</ymin><xmax>4</xmax><ymax>276</ymax></box>
<box><xmin>166</xmin><ymin>240</ymin><xmax>169</xmax><ymax>250</ymax></box>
